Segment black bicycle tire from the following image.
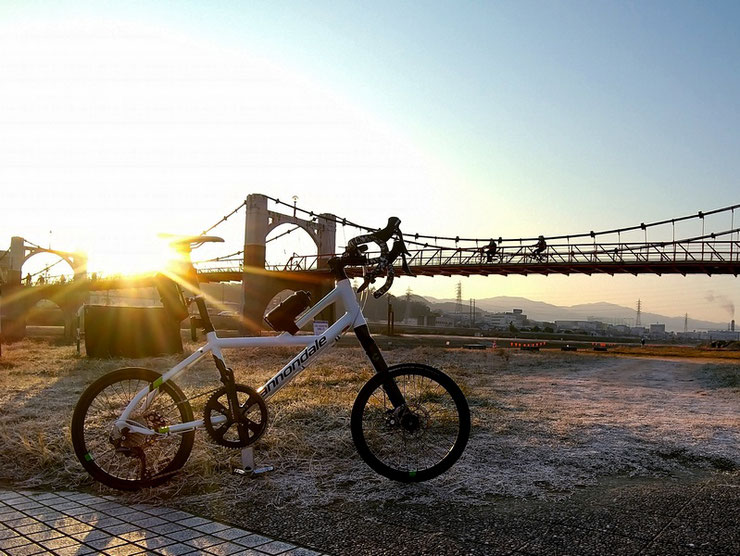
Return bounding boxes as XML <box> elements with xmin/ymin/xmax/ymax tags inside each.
<box><xmin>71</xmin><ymin>367</ymin><xmax>195</xmax><ymax>490</ymax></box>
<box><xmin>351</xmin><ymin>363</ymin><xmax>470</xmax><ymax>482</ymax></box>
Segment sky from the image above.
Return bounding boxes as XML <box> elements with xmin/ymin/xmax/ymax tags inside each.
<box><xmin>1</xmin><ymin>1</ymin><xmax>739</xmax><ymax>326</ymax></box>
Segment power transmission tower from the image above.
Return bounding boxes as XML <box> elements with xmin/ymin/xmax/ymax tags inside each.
<box><xmin>684</xmin><ymin>313</ymin><xmax>688</xmax><ymax>334</ymax></box>
<box><xmin>636</xmin><ymin>299</ymin><xmax>642</xmax><ymax>326</ymax></box>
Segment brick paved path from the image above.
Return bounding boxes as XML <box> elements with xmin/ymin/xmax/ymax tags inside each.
<box><xmin>0</xmin><ymin>490</ymin><xmax>325</xmax><ymax>556</ymax></box>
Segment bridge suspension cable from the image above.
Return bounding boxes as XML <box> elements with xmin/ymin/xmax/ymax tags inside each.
<box><xmin>199</xmin><ymin>200</ymin><xmax>248</xmax><ymax>236</ymax></box>
<box><xmin>27</xmin><ymin>258</ymin><xmax>64</xmax><ymax>278</ymax></box>
<box><xmin>198</xmin><ymin>195</ymin><xmax>740</xmax><ymax>265</ymax></box>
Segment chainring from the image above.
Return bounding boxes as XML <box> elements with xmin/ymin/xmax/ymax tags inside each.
<box><xmin>203</xmin><ymin>384</ymin><xmax>268</xmax><ymax>448</ymax></box>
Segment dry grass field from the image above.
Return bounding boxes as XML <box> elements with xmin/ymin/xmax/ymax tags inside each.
<box><xmin>0</xmin><ymin>337</ymin><xmax>737</xmax><ymax>516</ymax></box>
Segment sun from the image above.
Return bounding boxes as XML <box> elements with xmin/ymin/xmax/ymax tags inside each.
<box><xmin>89</xmin><ymin>241</ymin><xmax>173</xmax><ymax>278</ymax></box>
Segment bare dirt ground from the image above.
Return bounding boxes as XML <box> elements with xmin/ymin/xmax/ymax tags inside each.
<box><xmin>0</xmin><ymin>339</ymin><xmax>737</xmax><ymax>554</ymax></box>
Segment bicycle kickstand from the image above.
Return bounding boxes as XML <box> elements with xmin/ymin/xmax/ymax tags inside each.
<box><xmin>233</xmin><ymin>446</ymin><xmax>274</xmax><ymax>476</ymax></box>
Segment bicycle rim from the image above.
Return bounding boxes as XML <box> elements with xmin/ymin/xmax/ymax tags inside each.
<box><xmin>351</xmin><ymin>364</ymin><xmax>470</xmax><ymax>482</ymax></box>
<box><xmin>71</xmin><ymin>368</ymin><xmax>194</xmax><ymax>490</ymax></box>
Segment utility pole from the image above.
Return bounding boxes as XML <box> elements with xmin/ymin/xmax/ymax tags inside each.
<box><xmin>405</xmin><ymin>286</ymin><xmax>412</xmax><ymax>323</ymax></box>
<box><xmin>455</xmin><ymin>281</ymin><xmax>462</xmax><ymax>324</ymax></box>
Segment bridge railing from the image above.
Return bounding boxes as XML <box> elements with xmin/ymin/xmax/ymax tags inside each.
<box><xmin>193</xmin><ymin>237</ymin><xmax>740</xmax><ymax>276</ymax></box>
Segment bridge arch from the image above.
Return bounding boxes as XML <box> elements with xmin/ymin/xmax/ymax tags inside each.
<box><xmin>265</xmin><ymin>223</ymin><xmax>321</xmax><ymax>271</ymax></box>
<box><xmin>21</xmin><ymin>249</ymin><xmax>76</xmax><ymax>283</ymax></box>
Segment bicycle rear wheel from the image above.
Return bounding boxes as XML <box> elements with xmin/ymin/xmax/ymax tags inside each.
<box><xmin>351</xmin><ymin>363</ymin><xmax>470</xmax><ymax>482</ymax></box>
<box><xmin>71</xmin><ymin>368</ymin><xmax>195</xmax><ymax>490</ymax></box>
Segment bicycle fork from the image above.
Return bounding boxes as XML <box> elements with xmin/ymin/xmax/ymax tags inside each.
<box><xmin>354</xmin><ymin>325</ymin><xmax>405</xmax><ymax>407</ymax></box>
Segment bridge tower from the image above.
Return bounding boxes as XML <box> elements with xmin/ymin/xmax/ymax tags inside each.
<box><xmin>1</xmin><ymin>237</ymin><xmax>88</xmax><ymax>341</ymax></box>
<box><xmin>241</xmin><ymin>194</ymin><xmax>337</xmax><ymax>334</ymax></box>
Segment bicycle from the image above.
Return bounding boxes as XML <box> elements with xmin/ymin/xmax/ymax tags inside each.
<box><xmin>71</xmin><ymin>218</ymin><xmax>471</xmax><ymax>490</ymax></box>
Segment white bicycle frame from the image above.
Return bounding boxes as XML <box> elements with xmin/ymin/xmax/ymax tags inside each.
<box><xmin>115</xmin><ymin>278</ymin><xmax>366</xmax><ymax>437</ymax></box>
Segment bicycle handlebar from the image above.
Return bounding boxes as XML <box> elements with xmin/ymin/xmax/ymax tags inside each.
<box><xmin>341</xmin><ymin>217</ymin><xmax>414</xmax><ymax>298</ymax></box>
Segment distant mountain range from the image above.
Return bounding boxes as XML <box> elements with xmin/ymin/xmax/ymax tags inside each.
<box><xmin>418</xmin><ymin>295</ymin><xmax>731</xmax><ymax>333</ymax></box>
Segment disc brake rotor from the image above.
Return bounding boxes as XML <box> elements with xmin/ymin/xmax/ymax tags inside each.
<box><xmin>203</xmin><ymin>384</ymin><xmax>268</xmax><ymax>448</ymax></box>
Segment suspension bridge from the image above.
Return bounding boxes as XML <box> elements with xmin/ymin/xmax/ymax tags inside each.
<box><xmin>1</xmin><ymin>194</ymin><xmax>739</xmax><ymax>339</ymax></box>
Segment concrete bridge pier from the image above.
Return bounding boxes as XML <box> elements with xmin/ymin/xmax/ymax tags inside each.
<box><xmin>1</xmin><ymin>238</ymin><xmax>27</xmax><ymax>341</ymax></box>
<box><xmin>241</xmin><ymin>193</ymin><xmax>338</xmax><ymax>334</ymax></box>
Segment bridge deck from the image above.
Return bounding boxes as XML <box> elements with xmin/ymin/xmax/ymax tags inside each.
<box><xmin>194</xmin><ymin>239</ymin><xmax>740</xmax><ymax>281</ymax></box>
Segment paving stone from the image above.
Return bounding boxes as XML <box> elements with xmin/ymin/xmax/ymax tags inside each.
<box><xmin>194</xmin><ymin>521</ymin><xmax>230</xmax><ymax>535</ymax></box>
<box><xmin>57</xmin><ymin>522</ymin><xmax>95</xmax><ymax>535</ymax></box>
<box><xmin>214</xmin><ymin>528</ymin><xmax>256</xmax><ymax>542</ymax></box>
<box><xmin>0</xmin><ymin>527</ymin><xmax>19</xmax><ymax>540</ymax></box>
<box><xmin>2</xmin><ymin>517</ymin><xmax>34</xmax><ymax>528</ymax></box>
<box><xmin>0</xmin><ymin>537</ymin><xmax>33</xmax><ymax>550</ymax></box>
<box><xmin>159</xmin><ymin>510</ymin><xmax>193</xmax><ymax>522</ymax></box>
<box><xmin>93</xmin><ymin>516</ymin><xmax>126</xmax><ymax>528</ymax></box>
<box><xmin>73</xmin><ymin>510</ymin><xmax>109</xmax><ymax>523</ymax></box>
<box><xmin>153</xmin><ymin>542</ymin><xmax>197</xmax><ymax>555</ymax></box>
<box><xmin>53</xmin><ymin>501</ymin><xmax>84</xmax><ymax>511</ymax></box>
<box><xmin>70</xmin><ymin>528</ymin><xmax>113</xmax><ymax>542</ymax></box>
<box><xmin>64</xmin><ymin>506</ymin><xmax>104</xmax><ymax>518</ymax></box>
<box><xmin>84</xmin><ymin>534</ymin><xmax>128</xmax><ymax>551</ymax></box>
<box><xmin>9</xmin><ymin>502</ymin><xmax>42</xmax><ymax>512</ymax></box>
<box><xmin>54</xmin><ymin>545</ymin><xmax>98</xmax><ymax>556</ymax></box>
<box><xmin>25</xmin><ymin>528</ymin><xmax>64</xmax><ymax>542</ymax></box>
<box><xmin>88</xmin><ymin>501</ymin><xmax>125</xmax><ymax>511</ymax></box>
<box><xmin>133</xmin><ymin>535</ymin><xmax>177</xmax><ymax>551</ymax></box>
<box><xmin>119</xmin><ymin>529</ymin><xmax>156</xmax><ymax>542</ymax></box>
<box><xmin>102</xmin><ymin>542</ymin><xmax>147</xmax><ymax>555</ymax></box>
<box><xmin>205</xmin><ymin>542</ymin><xmax>258</xmax><ymax>556</ymax></box>
<box><xmin>142</xmin><ymin>507</ymin><xmax>177</xmax><ymax>518</ymax></box>
<box><xmin>234</xmin><ymin>534</ymin><xmax>271</xmax><ymax>548</ymax></box>
<box><xmin>13</xmin><ymin>522</ymin><xmax>51</xmax><ymax>535</ymax></box>
<box><xmin>130</xmin><ymin>515</ymin><xmax>167</xmax><ymax>528</ymax></box>
<box><xmin>256</xmin><ymin>540</ymin><xmax>296</xmax><ymax>554</ymax></box>
<box><xmin>283</xmin><ymin>549</ymin><xmax>323</xmax><ymax>556</ymax></box>
<box><xmin>26</xmin><ymin>493</ymin><xmax>61</xmax><ymax>503</ymax></box>
<box><xmin>52</xmin><ymin>516</ymin><xmax>85</xmax><ymax>529</ymax></box>
<box><xmin>103</xmin><ymin>506</ymin><xmax>141</xmax><ymax>518</ymax></box>
<box><xmin>37</xmin><ymin>535</ymin><xmax>80</xmax><ymax>551</ymax></box>
<box><xmin>184</xmin><ymin>535</ymin><xmax>228</xmax><ymax>549</ymax></box>
<box><xmin>105</xmin><ymin>523</ymin><xmax>147</xmax><ymax>537</ymax></box>
<box><xmin>0</xmin><ymin>511</ymin><xmax>25</xmax><ymax>522</ymax></box>
<box><xmin>5</xmin><ymin>542</ymin><xmax>47</xmax><ymax>555</ymax></box>
<box><xmin>176</xmin><ymin>516</ymin><xmax>210</xmax><ymax>527</ymax></box>
<box><xmin>32</xmin><ymin>510</ymin><xmax>65</xmax><ymax>522</ymax></box>
<box><xmin>147</xmin><ymin>522</ymin><xmax>186</xmax><ymax>535</ymax></box>
<box><xmin>165</xmin><ymin>528</ymin><xmax>203</xmax><ymax>542</ymax></box>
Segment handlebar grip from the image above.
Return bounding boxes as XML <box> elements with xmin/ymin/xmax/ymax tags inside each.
<box><xmin>373</xmin><ymin>273</ymin><xmax>394</xmax><ymax>298</ymax></box>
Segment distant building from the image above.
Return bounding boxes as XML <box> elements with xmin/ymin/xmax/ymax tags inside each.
<box><xmin>649</xmin><ymin>323</ymin><xmax>666</xmax><ymax>336</ymax></box>
<box><xmin>555</xmin><ymin>320</ymin><xmax>605</xmax><ymax>333</ymax></box>
<box><xmin>612</xmin><ymin>324</ymin><xmax>632</xmax><ymax>335</ymax></box>
<box><xmin>488</xmin><ymin>308</ymin><xmax>527</xmax><ymax>329</ymax></box>
<box><xmin>708</xmin><ymin>330</ymin><xmax>740</xmax><ymax>342</ymax></box>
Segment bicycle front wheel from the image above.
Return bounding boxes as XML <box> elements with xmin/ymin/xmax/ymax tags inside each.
<box><xmin>71</xmin><ymin>368</ymin><xmax>195</xmax><ymax>490</ymax></box>
<box><xmin>351</xmin><ymin>363</ymin><xmax>470</xmax><ymax>482</ymax></box>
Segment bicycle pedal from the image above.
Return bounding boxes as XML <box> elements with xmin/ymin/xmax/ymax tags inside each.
<box><xmin>232</xmin><ymin>465</ymin><xmax>273</xmax><ymax>476</ymax></box>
